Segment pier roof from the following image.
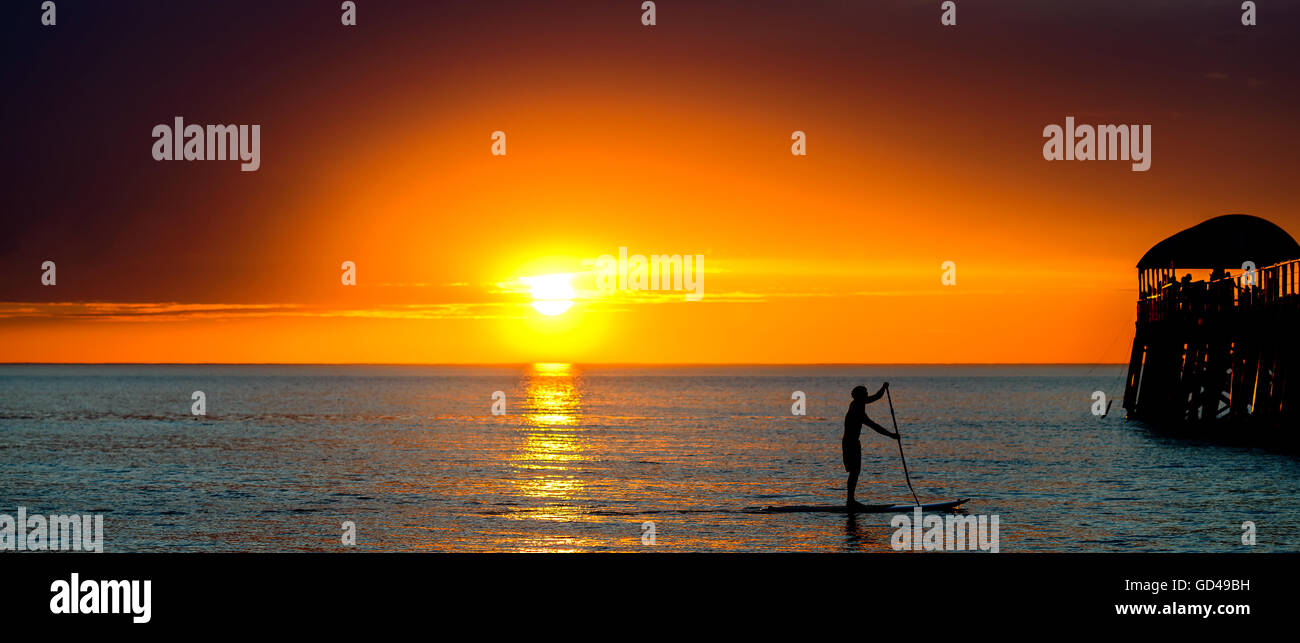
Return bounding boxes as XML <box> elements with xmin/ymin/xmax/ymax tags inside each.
<box><xmin>1137</xmin><ymin>214</ymin><xmax>1300</xmax><ymax>269</ymax></box>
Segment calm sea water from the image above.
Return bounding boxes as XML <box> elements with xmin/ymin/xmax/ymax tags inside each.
<box><xmin>0</xmin><ymin>364</ymin><xmax>1296</xmax><ymax>552</ymax></box>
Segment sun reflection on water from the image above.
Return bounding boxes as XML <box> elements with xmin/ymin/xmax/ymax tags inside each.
<box><xmin>509</xmin><ymin>363</ymin><xmax>588</xmax><ymax>525</ymax></box>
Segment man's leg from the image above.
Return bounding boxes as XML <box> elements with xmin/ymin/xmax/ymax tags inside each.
<box><xmin>843</xmin><ymin>437</ymin><xmax>862</xmax><ymax>505</ymax></box>
<box><xmin>843</xmin><ymin>439</ymin><xmax>861</xmax><ymax>505</ymax></box>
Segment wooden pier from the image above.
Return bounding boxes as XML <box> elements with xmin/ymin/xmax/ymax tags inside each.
<box><xmin>1122</xmin><ymin>215</ymin><xmax>1300</xmax><ymax>444</ymax></box>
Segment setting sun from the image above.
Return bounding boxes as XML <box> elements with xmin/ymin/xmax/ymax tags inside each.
<box><xmin>523</xmin><ymin>274</ymin><xmax>577</xmax><ymax>316</ymax></box>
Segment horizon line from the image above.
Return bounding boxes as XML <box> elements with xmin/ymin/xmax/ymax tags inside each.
<box><xmin>0</xmin><ymin>361</ymin><xmax>1130</xmax><ymax>367</ymax></box>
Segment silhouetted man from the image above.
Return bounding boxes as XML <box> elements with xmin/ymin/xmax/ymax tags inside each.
<box><xmin>843</xmin><ymin>383</ymin><xmax>898</xmax><ymax>507</ymax></box>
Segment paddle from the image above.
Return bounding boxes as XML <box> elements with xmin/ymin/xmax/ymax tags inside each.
<box><xmin>885</xmin><ymin>386</ymin><xmax>922</xmax><ymax>506</ymax></box>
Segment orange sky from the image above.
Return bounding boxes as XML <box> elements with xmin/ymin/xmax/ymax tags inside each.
<box><xmin>3</xmin><ymin>1</ymin><xmax>1298</xmax><ymax>363</ymax></box>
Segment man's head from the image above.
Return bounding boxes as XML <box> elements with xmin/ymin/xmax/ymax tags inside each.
<box><xmin>851</xmin><ymin>385</ymin><xmax>869</xmax><ymax>402</ymax></box>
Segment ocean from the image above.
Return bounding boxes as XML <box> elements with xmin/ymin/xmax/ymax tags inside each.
<box><xmin>1</xmin><ymin>364</ymin><xmax>1296</xmax><ymax>552</ymax></box>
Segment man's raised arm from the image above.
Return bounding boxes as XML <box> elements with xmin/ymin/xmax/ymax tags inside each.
<box><xmin>866</xmin><ymin>382</ymin><xmax>889</xmax><ymax>403</ymax></box>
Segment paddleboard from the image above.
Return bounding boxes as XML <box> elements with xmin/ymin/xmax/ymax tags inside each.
<box><xmin>758</xmin><ymin>498</ymin><xmax>968</xmax><ymax>514</ymax></box>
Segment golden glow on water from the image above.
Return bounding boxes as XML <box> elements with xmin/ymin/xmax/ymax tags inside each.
<box><xmin>522</xmin><ymin>363</ymin><xmax>580</xmax><ymax>428</ymax></box>
<box><xmin>509</xmin><ymin>363</ymin><xmax>587</xmax><ymax>524</ymax></box>
<box><xmin>531</xmin><ymin>362</ymin><xmax>573</xmax><ymax>376</ymax></box>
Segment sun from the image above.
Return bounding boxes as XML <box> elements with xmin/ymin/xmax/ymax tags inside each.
<box><xmin>523</xmin><ymin>273</ymin><xmax>576</xmax><ymax>316</ymax></box>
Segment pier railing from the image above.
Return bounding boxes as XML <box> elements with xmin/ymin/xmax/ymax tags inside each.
<box><xmin>1137</xmin><ymin>258</ymin><xmax>1300</xmax><ymax>325</ymax></box>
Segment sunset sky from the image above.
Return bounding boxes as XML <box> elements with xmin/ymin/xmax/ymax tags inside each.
<box><xmin>2</xmin><ymin>1</ymin><xmax>1298</xmax><ymax>363</ymax></box>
